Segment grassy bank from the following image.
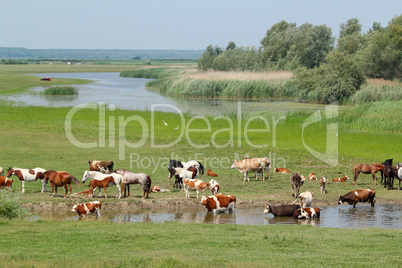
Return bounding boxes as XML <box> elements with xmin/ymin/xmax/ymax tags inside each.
<box><xmin>0</xmin><ymin>219</ymin><xmax>400</xmax><ymax>267</ymax></box>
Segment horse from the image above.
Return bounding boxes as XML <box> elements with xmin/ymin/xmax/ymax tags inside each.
<box><xmin>114</xmin><ymin>169</ymin><xmax>152</xmax><ymax>199</ymax></box>
<box><xmin>169</xmin><ymin>159</ymin><xmax>204</xmax><ymax>175</ymax></box>
<box><xmin>81</xmin><ymin>171</ymin><xmax>123</xmax><ymax>198</ymax></box>
<box><xmin>384</xmin><ymin>165</ymin><xmax>396</xmax><ymax>190</ymax></box>
<box><xmin>380</xmin><ymin>159</ymin><xmax>393</xmax><ymax>186</ymax></box>
<box><xmin>6</xmin><ymin>167</ymin><xmax>47</xmax><ymax>193</ymax></box>
<box><xmin>44</xmin><ymin>170</ymin><xmax>81</xmax><ymax>198</ymax></box>
<box><xmin>168</xmin><ymin>166</ymin><xmax>199</xmax><ymax>189</ymax></box>
<box><xmin>352</xmin><ymin>163</ymin><xmax>384</xmax><ymax>185</ymax></box>
<box><xmin>396</xmin><ymin>163</ymin><xmax>402</xmax><ymax>190</ymax></box>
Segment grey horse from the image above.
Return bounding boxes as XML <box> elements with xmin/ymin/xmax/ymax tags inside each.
<box><xmin>114</xmin><ymin>169</ymin><xmax>152</xmax><ymax>199</ymax></box>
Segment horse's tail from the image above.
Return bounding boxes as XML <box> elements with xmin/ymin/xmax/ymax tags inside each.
<box><xmin>198</xmin><ymin>162</ymin><xmax>204</xmax><ymax>175</ymax></box>
<box><xmin>146</xmin><ymin>175</ymin><xmax>152</xmax><ymax>194</ymax></box>
<box><xmin>121</xmin><ymin>181</ymin><xmax>125</xmax><ymax>194</ymax></box>
<box><xmin>70</xmin><ymin>174</ymin><xmax>82</xmax><ymax>187</ymax></box>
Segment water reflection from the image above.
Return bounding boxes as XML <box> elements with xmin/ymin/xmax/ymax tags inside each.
<box><xmin>1</xmin><ymin>72</ymin><xmax>328</xmax><ymax>115</ymax></box>
<box><xmin>32</xmin><ymin>204</ymin><xmax>402</xmax><ymax>229</ymax></box>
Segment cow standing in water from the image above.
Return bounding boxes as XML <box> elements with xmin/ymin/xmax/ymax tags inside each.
<box><xmin>338</xmin><ymin>189</ymin><xmax>376</xmax><ymax>208</ymax></box>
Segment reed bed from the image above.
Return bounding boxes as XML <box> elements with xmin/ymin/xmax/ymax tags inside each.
<box><xmin>40</xmin><ymin>86</ymin><xmax>78</xmax><ymax>95</ymax></box>
<box><xmin>350</xmin><ymin>79</ymin><xmax>402</xmax><ymax>103</ymax></box>
<box><xmin>184</xmin><ymin>70</ymin><xmax>293</xmax><ymax>81</ymax></box>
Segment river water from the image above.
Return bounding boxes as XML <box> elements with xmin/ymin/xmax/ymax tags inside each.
<box><xmin>32</xmin><ymin>204</ymin><xmax>402</xmax><ymax>229</ymax></box>
<box><xmin>2</xmin><ymin>72</ymin><xmax>327</xmax><ymax>115</ymax></box>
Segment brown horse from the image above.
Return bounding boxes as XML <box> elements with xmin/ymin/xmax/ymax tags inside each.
<box><xmin>44</xmin><ymin>170</ymin><xmax>81</xmax><ymax>198</ymax></box>
<box><xmin>353</xmin><ymin>163</ymin><xmax>384</xmax><ymax>185</ymax></box>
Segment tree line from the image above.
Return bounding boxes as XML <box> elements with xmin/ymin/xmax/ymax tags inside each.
<box><xmin>198</xmin><ymin>15</ymin><xmax>402</xmax><ymax>103</ymax></box>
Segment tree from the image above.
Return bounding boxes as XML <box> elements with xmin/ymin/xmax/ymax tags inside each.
<box><xmin>226</xmin><ymin>41</ymin><xmax>236</xmax><ymax>50</ymax></box>
<box><xmin>197</xmin><ymin>45</ymin><xmax>223</xmax><ymax>71</ymax></box>
<box><xmin>337</xmin><ymin>18</ymin><xmax>364</xmax><ymax>55</ymax></box>
<box><xmin>339</xmin><ymin>18</ymin><xmax>362</xmax><ymax>38</ymax></box>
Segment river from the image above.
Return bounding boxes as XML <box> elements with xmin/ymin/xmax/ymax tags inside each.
<box><xmin>2</xmin><ymin>72</ymin><xmax>328</xmax><ymax>115</ymax></box>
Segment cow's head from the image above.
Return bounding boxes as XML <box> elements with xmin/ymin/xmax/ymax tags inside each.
<box><xmin>337</xmin><ymin>195</ymin><xmax>344</xmax><ymax>205</ymax></box>
<box><xmin>71</xmin><ymin>205</ymin><xmax>78</xmax><ymax>213</ymax></box>
<box><xmin>263</xmin><ymin>204</ymin><xmax>271</xmax><ymax>214</ymax></box>
<box><xmin>230</xmin><ymin>161</ymin><xmax>237</xmax><ymax>169</ymax></box>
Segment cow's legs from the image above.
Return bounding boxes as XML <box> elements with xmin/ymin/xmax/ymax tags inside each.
<box><xmin>96</xmin><ymin>208</ymin><xmax>101</xmax><ymax>217</ymax></box>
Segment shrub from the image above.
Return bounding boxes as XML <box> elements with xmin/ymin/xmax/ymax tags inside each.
<box><xmin>41</xmin><ymin>86</ymin><xmax>78</xmax><ymax>95</ymax></box>
<box><xmin>0</xmin><ymin>190</ymin><xmax>29</xmax><ymax>219</ymax></box>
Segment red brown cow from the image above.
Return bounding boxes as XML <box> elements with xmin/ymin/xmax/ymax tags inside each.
<box><xmin>231</xmin><ymin>158</ymin><xmax>269</xmax><ymax>182</ymax></box>
<box><xmin>332</xmin><ymin>176</ymin><xmax>349</xmax><ymax>183</ymax></box>
<box><xmin>263</xmin><ymin>204</ymin><xmax>301</xmax><ymax>217</ymax></box>
<box><xmin>308</xmin><ymin>172</ymin><xmax>317</xmax><ymax>180</ymax></box>
<box><xmin>338</xmin><ymin>188</ymin><xmax>376</xmax><ymax>208</ymax></box>
<box><xmin>0</xmin><ymin>176</ymin><xmax>13</xmax><ymax>192</ymax></box>
<box><xmin>88</xmin><ymin>161</ymin><xmax>114</xmax><ymax>174</ymax></box>
<box><xmin>274</xmin><ymin>167</ymin><xmax>291</xmax><ymax>173</ymax></box>
<box><xmin>293</xmin><ymin>208</ymin><xmax>321</xmax><ymax>219</ymax></box>
<box><xmin>151</xmin><ymin>185</ymin><xmax>169</xmax><ymax>193</ymax></box>
<box><xmin>201</xmin><ymin>194</ymin><xmax>236</xmax><ymax>213</ymax></box>
<box><xmin>71</xmin><ymin>201</ymin><xmax>101</xmax><ymax>217</ymax></box>
<box><xmin>183</xmin><ymin>179</ymin><xmax>210</xmax><ymax>199</ymax></box>
<box><xmin>207</xmin><ymin>169</ymin><xmax>218</xmax><ymax>177</ymax></box>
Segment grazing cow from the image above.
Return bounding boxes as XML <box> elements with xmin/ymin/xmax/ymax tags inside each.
<box><xmin>338</xmin><ymin>188</ymin><xmax>376</xmax><ymax>208</ymax></box>
<box><xmin>290</xmin><ymin>173</ymin><xmax>305</xmax><ymax>197</ymax></box>
<box><xmin>231</xmin><ymin>158</ymin><xmax>269</xmax><ymax>182</ymax></box>
<box><xmin>293</xmin><ymin>208</ymin><xmax>321</xmax><ymax>219</ymax></box>
<box><xmin>320</xmin><ymin>176</ymin><xmax>326</xmax><ymax>194</ymax></box>
<box><xmin>263</xmin><ymin>204</ymin><xmax>301</xmax><ymax>217</ymax></box>
<box><xmin>0</xmin><ymin>167</ymin><xmax>3</xmax><ymax>176</ymax></box>
<box><xmin>151</xmin><ymin>185</ymin><xmax>169</xmax><ymax>193</ymax></box>
<box><xmin>274</xmin><ymin>167</ymin><xmax>291</xmax><ymax>174</ymax></box>
<box><xmin>71</xmin><ymin>201</ymin><xmax>101</xmax><ymax>218</ymax></box>
<box><xmin>201</xmin><ymin>194</ymin><xmax>236</xmax><ymax>213</ymax></box>
<box><xmin>0</xmin><ymin>176</ymin><xmax>13</xmax><ymax>192</ymax></box>
<box><xmin>353</xmin><ymin>163</ymin><xmax>384</xmax><ymax>185</ymax></box>
<box><xmin>292</xmin><ymin>191</ymin><xmax>313</xmax><ymax>208</ymax></box>
<box><xmin>332</xmin><ymin>176</ymin><xmax>349</xmax><ymax>183</ymax></box>
<box><xmin>182</xmin><ymin>179</ymin><xmax>210</xmax><ymax>199</ymax></box>
<box><xmin>308</xmin><ymin>172</ymin><xmax>317</xmax><ymax>180</ymax></box>
<box><xmin>207</xmin><ymin>169</ymin><xmax>218</xmax><ymax>177</ymax></box>
<box><xmin>208</xmin><ymin>179</ymin><xmax>220</xmax><ymax>195</ymax></box>
<box><xmin>88</xmin><ymin>160</ymin><xmax>114</xmax><ymax>174</ymax></box>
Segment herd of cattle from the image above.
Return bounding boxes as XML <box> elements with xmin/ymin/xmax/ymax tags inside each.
<box><xmin>0</xmin><ymin>157</ymin><xmax>400</xmax><ymax>218</ymax></box>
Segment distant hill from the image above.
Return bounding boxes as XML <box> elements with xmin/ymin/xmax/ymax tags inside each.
<box><xmin>0</xmin><ymin>47</ymin><xmax>204</xmax><ymax>60</ymax></box>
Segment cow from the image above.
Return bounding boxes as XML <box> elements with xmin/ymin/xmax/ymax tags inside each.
<box><xmin>320</xmin><ymin>176</ymin><xmax>326</xmax><ymax>194</ymax></box>
<box><xmin>151</xmin><ymin>185</ymin><xmax>169</xmax><ymax>193</ymax></box>
<box><xmin>208</xmin><ymin>179</ymin><xmax>220</xmax><ymax>195</ymax></box>
<box><xmin>308</xmin><ymin>172</ymin><xmax>317</xmax><ymax>180</ymax></box>
<box><xmin>201</xmin><ymin>194</ymin><xmax>236</xmax><ymax>213</ymax></box>
<box><xmin>88</xmin><ymin>160</ymin><xmax>114</xmax><ymax>174</ymax></box>
<box><xmin>0</xmin><ymin>176</ymin><xmax>13</xmax><ymax>192</ymax></box>
<box><xmin>293</xmin><ymin>208</ymin><xmax>321</xmax><ymax>219</ymax></box>
<box><xmin>263</xmin><ymin>204</ymin><xmax>301</xmax><ymax>217</ymax></box>
<box><xmin>71</xmin><ymin>201</ymin><xmax>101</xmax><ymax>218</ymax></box>
<box><xmin>207</xmin><ymin>169</ymin><xmax>218</xmax><ymax>177</ymax></box>
<box><xmin>274</xmin><ymin>167</ymin><xmax>291</xmax><ymax>174</ymax></box>
<box><xmin>332</xmin><ymin>176</ymin><xmax>349</xmax><ymax>183</ymax></box>
<box><xmin>338</xmin><ymin>188</ymin><xmax>376</xmax><ymax>208</ymax></box>
<box><xmin>183</xmin><ymin>179</ymin><xmax>210</xmax><ymax>199</ymax></box>
<box><xmin>292</xmin><ymin>191</ymin><xmax>313</xmax><ymax>208</ymax></box>
<box><xmin>290</xmin><ymin>173</ymin><xmax>305</xmax><ymax>197</ymax></box>
<box><xmin>231</xmin><ymin>158</ymin><xmax>269</xmax><ymax>182</ymax></box>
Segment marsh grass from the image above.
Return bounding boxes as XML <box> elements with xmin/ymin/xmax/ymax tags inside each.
<box><xmin>40</xmin><ymin>86</ymin><xmax>78</xmax><ymax>95</ymax></box>
<box><xmin>0</xmin><ymin>190</ymin><xmax>29</xmax><ymax>219</ymax></box>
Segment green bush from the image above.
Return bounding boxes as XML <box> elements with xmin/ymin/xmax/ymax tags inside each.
<box><xmin>0</xmin><ymin>190</ymin><xmax>29</xmax><ymax>219</ymax></box>
<box><xmin>41</xmin><ymin>86</ymin><xmax>78</xmax><ymax>95</ymax></box>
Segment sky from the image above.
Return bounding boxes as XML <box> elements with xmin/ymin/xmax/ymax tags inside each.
<box><xmin>1</xmin><ymin>0</ymin><xmax>400</xmax><ymax>50</ymax></box>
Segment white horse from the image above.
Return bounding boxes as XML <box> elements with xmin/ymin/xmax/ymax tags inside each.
<box><xmin>82</xmin><ymin>170</ymin><xmax>123</xmax><ymax>199</ymax></box>
<box><xmin>6</xmin><ymin>167</ymin><xmax>47</xmax><ymax>194</ymax></box>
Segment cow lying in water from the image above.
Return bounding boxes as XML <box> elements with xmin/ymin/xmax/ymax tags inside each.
<box><xmin>293</xmin><ymin>208</ymin><xmax>321</xmax><ymax>219</ymax></box>
<box><xmin>338</xmin><ymin>188</ymin><xmax>376</xmax><ymax>208</ymax></box>
<box><xmin>201</xmin><ymin>194</ymin><xmax>236</xmax><ymax>213</ymax></box>
<box><xmin>71</xmin><ymin>201</ymin><xmax>101</xmax><ymax>218</ymax></box>
<box><xmin>263</xmin><ymin>204</ymin><xmax>301</xmax><ymax>217</ymax></box>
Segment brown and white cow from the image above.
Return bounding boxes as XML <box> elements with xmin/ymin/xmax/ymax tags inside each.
<box><xmin>263</xmin><ymin>204</ymin><xmax>301</xmax><ymax>217</ymax></box>
<box><xmin>292</xmin><ymin>191</ymin><xmax>313</xmax><ymax>208</ymax></box>
<box><xmin>293</xmin><ymin>208</ymin><xmax>321</xmax><ymax>219</ymax></box>
<box><xmin>320</xmin><ymin>176</ymin><xmax>326</xmax><ymax>194</ymax></box>
<box><xmin>231</xmin><ymin>158</ymin><xmax>270</xmax><ymax>182</ymax></box>
<box><xmin>338</xmin><ymin>188</ymin><xmax>376</xmax><ymax>208</ymax></box>
<box><xmin>88</xmin><ymin>161</ymin><xmax>114</xmax><ymax>174</ymax></box>
<box><xmin>71</xmin><ymin>201</ymin><xmax>101</xmax><ymax>218</ymax></box>
<box><xmin>201</xmin><ymin>194</ymin><xmax>236</xmax><ymax>213</ymax></box>
<box><xmin>308</xmin><ymin>172</ymin><xmax>317</xmax><ymax>180</ymax></box>
<box><xmin>183</xmin><ymin>179</ymin><xmax>210</xmax><ymax>199</ymax></box>
<box><xmin>208</xmin><ymin>179</ymin><xmax>220</xmax><ymax>195</ymax></box>
<box><xmin>332</xmin><ymin>176</ymin><xmax>349</xmax><ymax>183</ymax></box>
<box><xmin>0</xmin><ymin>176</ymin><xmax>13</xmax><ymax>192</ymax></box>
<box><xmin>151</xmin><ymin>185</ymin><xmax>169</xmax><ymax>193</ymax></box>
<box><xmin>274</xmin><ymin>167</ymin><xmax>291</xmax><ymax>174</ymax></box>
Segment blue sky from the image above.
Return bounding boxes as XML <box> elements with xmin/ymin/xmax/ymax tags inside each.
<box><xmin>1</xmin><ymin>0</ymin><xmax>400</xmax><ymax>50</ymax></box>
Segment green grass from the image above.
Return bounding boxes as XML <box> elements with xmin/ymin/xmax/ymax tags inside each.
<box><xmin>0</xmin><ymin>219</ymin><xmax>400</xmax><ymax>267</ymax></box>
<box><xmin>40</xmin><ymin>86</ymin><xmax>78</xmax><ymax>95</ymax></box>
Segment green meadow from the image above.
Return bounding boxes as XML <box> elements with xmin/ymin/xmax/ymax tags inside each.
<box><xmin>0</xmin><ymin>64</ymin><xmax>401</xmax><ymax>267</ymax></box>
